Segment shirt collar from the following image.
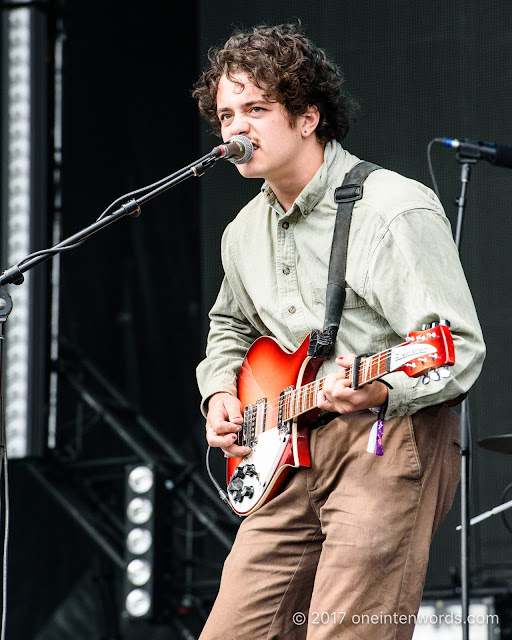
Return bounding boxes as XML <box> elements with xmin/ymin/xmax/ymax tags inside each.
<box><xmin>261</xmin><ymin>141</ymin><xmax>358</xmax><ymax>218</ymax></box>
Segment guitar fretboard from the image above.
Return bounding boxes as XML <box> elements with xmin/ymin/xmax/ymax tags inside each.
<box><xmin>282</xmin><ymin>349</ymin><xmax>391</xmax><ymax>421</ymax></box>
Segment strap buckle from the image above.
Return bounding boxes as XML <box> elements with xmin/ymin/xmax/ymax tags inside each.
<box><xmin>334</xmin><ymin>184</ymin><xmax>364</xmax><ymax>203</ymax></box>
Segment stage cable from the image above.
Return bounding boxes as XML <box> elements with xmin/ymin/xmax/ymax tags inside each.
<box><xmin>427</xmin><ymin>138</ymin><xmax>442</xmax><ymax>200</ymax></box>
<box><xmin>1</xmin><ymin>449</ymin><xmax>9</xmax><ymax>640</ymax></box>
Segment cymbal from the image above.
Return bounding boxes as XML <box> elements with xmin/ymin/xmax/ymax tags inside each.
<box><xmin>478</xmin><ymin>434</ymin><xmax>512</xmax><ymax>454</ymax></box>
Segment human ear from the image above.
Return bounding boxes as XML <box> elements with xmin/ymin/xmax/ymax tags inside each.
<box><xmin>301</xmin><ymin>105</ymin><xmax>320</xmax><ymax>136</ymax></box>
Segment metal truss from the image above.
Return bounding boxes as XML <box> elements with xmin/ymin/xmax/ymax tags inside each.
<box><xmin>26</xmin><ymin>337</ymin><xmax>239</xmax><ymax>638</ymax></box>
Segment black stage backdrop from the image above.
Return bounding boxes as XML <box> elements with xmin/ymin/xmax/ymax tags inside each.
<box><xmin>197</xmin><ymin>0</ymin><xmax>512</xmax><ymax>604</ymax></box>
<box><xmin>5</xmin><ymin>1</ymin><xmax>512</xmax><ymax>638</ymax></box>
<box><xmin>6</xmin><ymin>2</ymin><xmax>205</xmax><ymax>639</ymax></box>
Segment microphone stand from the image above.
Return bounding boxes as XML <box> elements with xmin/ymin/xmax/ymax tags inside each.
<box><xmin>0</xmin><ymin>291</ymin><xmax>13</xmax><ymax>476</ymax></box>
<box><xmin>0</xmin><ymin>145</ymin><xmax>227</xmax><ymax>453</ymax></box>
<box><xmin>0</xmin><ymin>150</ymin><xmax>222</xmax><ymax>288</ymax></box>
<box><xmin>453</xmin><ymin>155</ymin><xmax>478</xmax><ymax>640</ymax></box>
<box><xmin>457</xmin><ymin>498</ymin><xmax>512</xmax><ymax>530</ymax></box>
<box><xmin>0</xmin><ymin>147</ymin><xmax>231</xmax><ymax>626</ymax></box>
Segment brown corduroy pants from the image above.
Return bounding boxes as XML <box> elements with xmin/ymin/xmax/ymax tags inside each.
<box><xmin>200</xmin><ymin>405</ymin><xmax>461</xmax><ymax>640</ymax></box>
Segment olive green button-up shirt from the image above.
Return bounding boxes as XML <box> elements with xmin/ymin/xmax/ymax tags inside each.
<box><xmin>196</xmin><ymin>141</ymin><xmax>485</xmax><ymax>418</ymax></box>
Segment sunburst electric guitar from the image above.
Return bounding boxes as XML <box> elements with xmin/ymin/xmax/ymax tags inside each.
<box><xmin>226</xmin><ymin>322</ymin><xmax>455</xmax><ymax>516</ymax></box>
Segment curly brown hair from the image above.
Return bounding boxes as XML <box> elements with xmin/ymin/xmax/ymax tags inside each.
<box><xmin>192</xmin><ymin>23</ymin><xmax>359</xmax><ymax>144</ymax></box>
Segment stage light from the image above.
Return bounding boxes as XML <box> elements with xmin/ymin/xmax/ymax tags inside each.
<box><xmin>125</xmin><ymin>589</ymin><xmax>152</xmax><ymax>618</ymax></box>
<box><xmin>1</xmin><ymin>2</ymin><xmax>52</xmax><ymax>458</ymax></box>
<box><xmin>126</xmin><ymin>559</ymin><xmax>152</xmax><ymax>586</ymax></box>
<box><xmin>123</xmin><ymin>464</ymin><xmax>156</xmax><ymax>621</ymax></box>
<box><xmin>123</xmin><ymin>463</ymin><xmax>175</xmax><ymax>623</ymax></box>
<box><xmin>126</xmin><ymin>528</ymin><xmax>153</xmax><ymax>555</ymax></box>
<box><xmin>2</xmin><ymin>7</ymin><xmax>32</xmax><ymax>459</ymax></box>
<box><xmin>126</xmin><ymin>497</ymin><xmax>153</xmax><ymax>524</ymax></box>
<box><xmin>128</xmin><ymin>466</ymin><xmax>154</xmax><ymax>494</ymax></box>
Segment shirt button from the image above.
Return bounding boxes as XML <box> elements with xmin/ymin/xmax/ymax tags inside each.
<box><xmin>288</xmin><ymin>306</ymin><xmax>296</xmax><ymax>314</ymax></box>
<box><xmin>283</xmin><ymin>267</ymin><xmax>290</xmax><ymax>275</ymax></box>
<box><xmin>282</xmin><ymin>221</ymin><xmax>289</xmax><ymax>229</ymax></box>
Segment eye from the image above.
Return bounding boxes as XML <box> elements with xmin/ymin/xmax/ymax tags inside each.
<box><xmin>251</xmin><ymin>106</ymin><xmax>266</xmax><ymax>114</ymax></box>
<box><xmin>219</xmin><ymin>113</ymin><xmax>232</xmax><ymax>123</ymax></box>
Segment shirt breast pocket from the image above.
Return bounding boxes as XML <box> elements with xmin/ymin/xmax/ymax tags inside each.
<box><xmin>313</xmin><ymin>286</ymin><xmax>367</xmax><ymax>310</ymax></box>
<box><xmin>314</xmin><ymin>286</ymin><xmax>387</xmax><ymax>351</ymax></box>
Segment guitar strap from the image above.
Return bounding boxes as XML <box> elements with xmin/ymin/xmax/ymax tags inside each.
<box><xmin>308</xmin><ymin>160</ymin><xmax>382</xmax><ymax>359</ymax></box>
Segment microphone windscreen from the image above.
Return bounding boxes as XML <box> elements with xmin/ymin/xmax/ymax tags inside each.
<box><xmin>494</xmin><ymin>144</ymin><xmax>512</xmax><ymax>169</ymax></box>
<box><xmin>228</xmin><ymin>135</ymin><xmax>254</xmax><ymax>165</ymax></box>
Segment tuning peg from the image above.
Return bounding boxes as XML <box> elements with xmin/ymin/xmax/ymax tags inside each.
<box><xmin>422</xmin><ymin>323</ymin><xmax>432</xmax><ymax>330</ymax></box>
<box><xmin>422</xmin><ymin>374</ymin><xmax>430</xmax><ymax>385</ymax></box>
<box><xmin>440</xmin><ymin>319</ymin><xmax>451</xmax><ymax>327</ymax></box>
<box><xmin>438</xmin><ymin>366</ymin><xmax>451</xmax><ymax>378</ymax></box>
<box><xmin>429</xmin><ymin>369</ymin><xmax>441</xmax><ymax>382</ymax></box>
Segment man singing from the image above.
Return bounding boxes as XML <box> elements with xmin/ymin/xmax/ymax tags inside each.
<box><xmin>194</xmin><ymin>23</ymin><xmax>485</xmax><ymax>639</ymax></box>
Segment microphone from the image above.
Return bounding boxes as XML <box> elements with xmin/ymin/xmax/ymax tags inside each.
<box><xmin>434</xmin><ymin>137</ymin><xmax>512</xmax><ymax>169</ymax></box>
<box><xmin>212</xmin><ymin>135</ymin><xmax>254</xmax><ymax>165</ymax></box>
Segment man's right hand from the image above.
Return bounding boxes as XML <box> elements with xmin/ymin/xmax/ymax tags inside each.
<box><xmin>205</xmin><ymin>392</ymin><xmax>251</xmax><ymax>458</ymax></box>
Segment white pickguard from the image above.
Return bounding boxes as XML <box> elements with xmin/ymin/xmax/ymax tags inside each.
<box><xmin>228</xmin><ymin>426</ymin><xmax>290</xmax><ymax>513</ymax></box>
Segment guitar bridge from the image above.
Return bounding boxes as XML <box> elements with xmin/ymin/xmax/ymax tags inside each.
<box><xmin>238</xmin><ymin>398</ymin><xmax>267</xmax><ymax>448</ymax></box>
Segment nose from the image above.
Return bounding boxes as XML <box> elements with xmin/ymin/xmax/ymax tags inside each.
<box><xmin>231</xmin><ymin>111</ymin><xmax>250</xmax><ymax>137</ymax></box>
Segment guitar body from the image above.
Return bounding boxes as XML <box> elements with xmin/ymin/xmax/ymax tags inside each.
<box><xmin>224</xmin><ymin>322</ymin><xmax>455</xmax><ymax>517</ymax></box>
<box><xmin>226</xmin><ymin>334</ymin><xmax>322</xmax><ymax>516</ymax></box>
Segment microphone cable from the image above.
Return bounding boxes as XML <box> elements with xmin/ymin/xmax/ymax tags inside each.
<box><xmin>427</xmin><ymin>138</ymin><xmax>442</xmax><ymax>201</ymax></box>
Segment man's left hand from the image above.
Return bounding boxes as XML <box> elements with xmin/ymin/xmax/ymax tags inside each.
<box><xmin>316</xmin><ymin>354</ymin><xmax>388</xmax><ymax>414</ymax></box>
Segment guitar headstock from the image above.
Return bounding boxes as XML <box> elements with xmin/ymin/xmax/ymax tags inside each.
<box><xmin>390</xmin><ymin>321</ymin><xmax>455</xmax><ymax>380</ymax></box>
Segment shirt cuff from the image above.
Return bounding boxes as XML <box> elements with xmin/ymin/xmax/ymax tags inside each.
<box><xmin>380</xmin><ymin>371</ymin><xmax>415</xmax><ymax>418</ymax></box>
<box><xmin>199</xmin><ymin>374</ymin><xmax>238</xmax><ymax>418</ymax></box>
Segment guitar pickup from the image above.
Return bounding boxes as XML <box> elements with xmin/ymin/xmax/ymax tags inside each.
<box><xmin>238</xmin><ymin>404</ymin><xmax>254</xmax><ymax>447</ymax></box>
<box><xmin>277</xmin><ymin>386</ymin><xmax>294</xmax><ymax>433</ymax></box>
<box><xmin>239</xmin><ymin>399</ymin><xmax>266</xmax><ymax>448</ymax></box>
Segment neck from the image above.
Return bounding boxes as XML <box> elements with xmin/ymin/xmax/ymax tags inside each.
<box><xmin>284</xmin><ymin>350</ymin><xmax>390</xmax><ymax>421</ymax></box>
<box><xmin>270</xmin><ymin>140</ymin><xmax>325</xmax><ymax>212</ymax></box>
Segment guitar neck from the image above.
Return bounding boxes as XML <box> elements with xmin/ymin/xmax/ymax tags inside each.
<box><xmin>282</xmin><ymin>349</ymin><xmax>390</xmax><ymax>421</ymax></box>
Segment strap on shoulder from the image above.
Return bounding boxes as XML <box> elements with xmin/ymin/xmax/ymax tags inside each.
<box><xmin>308</xmin><ymin>161</ymin><xmax>382</xmax><ymax>359</ymax></box>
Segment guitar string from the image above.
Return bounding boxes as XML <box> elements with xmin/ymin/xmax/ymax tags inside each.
<box><xmin>243</xmin><ymin>342</ymin><xmax>403</xmax><ymax>422</ymax></box>
<box><xmin>242</xmin><ymin>335</ymin><xmax>445</xmax><ymax>424</ymax></box>
<box><xmin>240</xmin><ymin>329</ymin><xmax>449</xmax><ymax>444</ymax></box>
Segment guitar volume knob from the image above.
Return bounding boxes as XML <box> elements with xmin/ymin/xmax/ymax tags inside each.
<box><xmin>227</xmin><ymin>475</ymin><xmax>244</xmax><ymax>496</ymax></box>
<box><xmin>241</xmin><ymin>486</ymin><xmax>254</xmax><ymax>499</ymax></box>
<box><xmin>232</xmin><ymin>467</ymin><xmax>246</xmax><ymax>479</ymax></box>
